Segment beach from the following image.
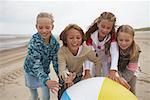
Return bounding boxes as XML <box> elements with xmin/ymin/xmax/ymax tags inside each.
<box><xmin>0</xmin><ymin>32</ymin><xmax>150</xmax><ymax>100</ymax></box>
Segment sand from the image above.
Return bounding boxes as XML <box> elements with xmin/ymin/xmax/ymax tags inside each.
<box><xmin>0</xmin><ymin>32</ymin><xmax>150</xmax><ymax>100</ymax></box>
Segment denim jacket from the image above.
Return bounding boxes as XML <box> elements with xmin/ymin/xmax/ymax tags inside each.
<box><xmin>24</xmin><ymin>33</ymin><xmax>60</xmax><ymax>85</ymax></box>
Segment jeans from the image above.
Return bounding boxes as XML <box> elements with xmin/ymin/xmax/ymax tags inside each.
<box><xmin>29</xmin><ymin>85</ymin><xmax>50</xmax><ymax>100</ymax></box>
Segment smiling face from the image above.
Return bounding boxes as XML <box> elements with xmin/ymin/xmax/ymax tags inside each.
<box><xmin>117</xmin><ymin>32</ymin><xmax>133</xmax><ymax>50</ymax></box>
<box><xmin>97</xmin><ymin>19</ymin><xmax>113</xmax><ymax>39</ymax></box>
<box><xmin>66</xmin><ymin>28</ymin><xmax>83</xmax><ymax>55</ymax></box>
<box><xmin>36</xmin><ymin>17</ymin><xmax>53</xmax><ymax>41</ymax></box>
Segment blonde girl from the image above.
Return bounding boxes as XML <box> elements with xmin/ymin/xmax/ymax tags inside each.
<box><xmin>24</xmin><ymin>12</ymin><xmax>60</xmax><ymax>100</ymax></box>
<box><xmin>84</xmin><ymin>12</ymin><xmax>120</xmax><ymax>80</ymax></box>
<box><xmin>117</xmin><ymin>25</ymin><xmax>141</xmax><ymax>94</ymax></box>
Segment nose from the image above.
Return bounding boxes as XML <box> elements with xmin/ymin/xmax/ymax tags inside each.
<box><xmin>122</xmin><ymin>41</ymin><xmax>126</xmax><ymax>46</ymax></box>
<box><xmin>42</xmin><ymin>29</ymin><xmax>47</xmax><ymax>33</ymax></box>
<box><xmin>102</xmin><ymin>28</ymin><xmax>108</xmax><ymax>34</ymax></box>
<box><xmin>72</xmin><ymin>38</ymin><xmax>77</xmax><ymax>43</ymax></box>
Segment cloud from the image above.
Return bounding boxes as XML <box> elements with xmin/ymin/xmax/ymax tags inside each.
<box><xmin>0</xmin><ymin>0</ymin><xmax>149</xmax><ymax>36</ymax></box>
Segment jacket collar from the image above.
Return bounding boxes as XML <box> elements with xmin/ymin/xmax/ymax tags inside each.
<box><xmin>91</xmin><ymin>30</ymin><xmax>111</xmax><ymax>46</ymax></box>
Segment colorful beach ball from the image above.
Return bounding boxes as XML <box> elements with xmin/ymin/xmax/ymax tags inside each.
<box><xmin>61</xmin><ymin>77</ymin><xmax>137</xmax><ymax>100</ymax></box>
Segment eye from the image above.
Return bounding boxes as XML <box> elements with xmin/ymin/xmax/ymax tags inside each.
<box><xmin>39</xmin><ymin>26</ymin><xmax>43</xmax><ymax>29</ymax></box>
<box><xmin>125</xmin><ymin>40</ymin><xmax>129</xmax><ymax>42</ymax></box>
<box><xmin>46</xmin><ymin>26</ymin><xmax>50</xmax><ymax>29</ymax></box>
<box><xmin>101</xmin><ymin>25</ymin><xmax>105</xmax><ymax>28</ymax></box>
<box><xmin>119</xmin><ymin>39</ymin><xmax>123</xmax><ymax>41</ymax></box>
<box><xmin>76</xmin><ymin>36</ymin><xmax>81</xmax><ymax>39</ymax></box>
<box><xmin>107</xmin><ymin>27</ymin><xmax>111</xmax><ymax>30</ymax></box>
<box><xmin>69</xmin><ymin>37</ymin><xmax>74</xmax><ymax>39</ymax></box>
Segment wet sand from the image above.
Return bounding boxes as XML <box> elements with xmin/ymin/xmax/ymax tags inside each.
<box><xmin>0</xmin><ymin>32</ymin><xmax>150</xmax><ymax>100</ymax></box>
<box><xmin>134</xmin><ymin>33</ymin><xmax>150</xmax><ymax>99</ymax></box>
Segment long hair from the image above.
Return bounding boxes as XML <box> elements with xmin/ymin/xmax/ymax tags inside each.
<box><xmin>60</xmin><ymin>24</ymin><xmax>84</xmax><ymax>46</ymax></box>
<box><xmin>117</xmin><ymin>25</ymin><xmax>138</xmax><ymax>60</ymax></box>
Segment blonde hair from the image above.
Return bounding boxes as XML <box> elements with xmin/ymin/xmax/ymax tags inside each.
<box><xmin>36</xmin><ymin>12</ymin><xmax>54</xmax><ymax>24</ymax></box>
<box><xmin>60</xmin><ymin>24</ymin><xmax>84</xmax><ymax>46</ymax></box>
<box><xmin>117</xmin><ymin>25</ymin><xmax>138</xmax><ymax>60</ymax></box>
<box><xmin>85</xmin><ymin>12</ymin><xmax>116</xmax><ymax>40</ymax></box>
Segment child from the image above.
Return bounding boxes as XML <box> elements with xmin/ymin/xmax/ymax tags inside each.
<box><xmin>84</xmin><ymin>12</ymin><xmax>120</xmax><ymax>80</ymax></box>
<box><xmin>117</xmin><ymin>25</ymin><xmax>141</xmax><ymax>94</ymax></box>
<box><xmin>23</xmin><ymin>12</ymin><xmax>61</xmax><ymax>100</ymax></box>
<box><xmin>58</xmin><ymin>24</ymin><xmax>101</xmax><ymax>99</ymax></box>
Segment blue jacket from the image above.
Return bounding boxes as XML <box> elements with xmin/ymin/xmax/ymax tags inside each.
<box><xmin>24</xmin><ymin>33</ymin><xmax>60</xmax><ymax>85</ymax></box>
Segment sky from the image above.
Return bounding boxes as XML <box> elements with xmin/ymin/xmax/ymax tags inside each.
<box><xmin>0</xmin><ymin>0</ymin><xmax>150</xmax><ymax>36</ymax></box>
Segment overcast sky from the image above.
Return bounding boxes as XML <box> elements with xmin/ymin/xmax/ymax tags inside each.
<box><xmin>0</xmin><ymin>0</ymin><xmax>149</xmax><ymax>36</ymax></box>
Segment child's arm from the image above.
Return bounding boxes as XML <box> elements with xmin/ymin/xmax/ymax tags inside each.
<box><xmin>52</xmin><ymin>42</ymin><xmax>60</xmax><ymax>76</ymax></box>
<box><xmin>127</xmin><ymin>47</ymin><xmax>141</xmax><ymax>72</ymax></box>
<box><xmin>110</xmin><ymin>41</ymin><xmax>119</xmax><ymax>71</ymax></box>
<box><xmin>87</xmin><ymin>50</ymin><xmax>101</xmax><ymax>76</ymax></box>
<box><xmin>58</xmin><ymin>50</ymin><xmax>76</xmax><ymax>87</ymax></box>
<box><xmin>83</xmin><ymin>60</ymin><xmax>92</xmax><ymax>79</ymax></box>
<box><xmin>58</xmin><ymin>48</ymin><xmax>69</xmax><ymax>81</ymax></box>
<box><xmin>108</xmin><ymin>41</ymin><xmax>121</xmax><ymax>80</ymax></box>
<box><xmin>28</xmin><ymin>40</ymin><xmax>50</xmax><ymax>86</ymax></box>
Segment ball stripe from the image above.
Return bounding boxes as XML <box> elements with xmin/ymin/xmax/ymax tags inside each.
<box><xmin>98</xmin><ymin>77</ymin><xmax>137</xmax><ymax>100</ymax></box>
<box><xmin>60</xmin><ymin>91</ymin><xmax>71</xmax><ymax>100</ymax></box>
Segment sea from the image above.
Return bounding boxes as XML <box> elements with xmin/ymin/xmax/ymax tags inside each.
<box><xmin>0</xmin><ymin>34</ymin><xmax>31</xmax><ymax>51</ymax></box>
<box><xmin>0</xmin><ymin>31</ymin><xmax>149</xmax><ymax>52</ymax></box>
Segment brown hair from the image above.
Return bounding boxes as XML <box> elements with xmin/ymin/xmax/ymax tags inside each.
<box><xmin>117</xmin><ymin>25</ymin><xmax>137</xmax><ymax>60</ymax></box>
<box><xmin>84</xmin><ymin>12</ymin><xmax>116</xmax><ymax>40</ymax></box>
<box><xmin>60</xmin><ymin>24</ymin><xmax>84</xmax><ymax>46</ymax></box>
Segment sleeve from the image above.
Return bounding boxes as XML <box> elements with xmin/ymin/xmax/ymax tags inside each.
<box><xmin>58</xmin><ymin>49</ymin><xmax>69</xmax><ymax>80</ymax></box>
<box><xmin>83</xmin><ymin>46</ymin><xmax>95</xmax><ymax>70</ymax></box>
<box><xmin>83</xmin><ymin>60</ymin><xmax>94</xmax><ymax>70</ymax></box>
<box><xmin>110</xmin><ymin>41</ymin><xmax>119</xmax><ymax>71</ymax></box>
<box><xmin>52</xmin><ymin>42</ymin><xmax>60</xmax><ymax>76</ymax></box>
<box><xmin>28</xmin><ymin>40</ymin><xmax>49</xmax><ymax>85</ymax></box>
<box><xmin>86</xmin><ymin>37</ymin><xmax>93</xmax><ymax>46</ymax></box>
<box><xmin>87</xmin><ymin>50</ymin><xmax>101</xmax><ymax>76</ymax></box>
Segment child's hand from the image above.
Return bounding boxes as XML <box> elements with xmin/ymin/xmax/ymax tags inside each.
<box><xmin>107</xmin><ymin>70</ymin><xmax>130</xmax><ymax>89</ymax></box>
<box><xmin>46</xmin><ymin>80</ymin><xmax>61</xmax><ymax>93</ymax></box>
<box><xmin>83</xmin><ymin>70</ymin><xmax>91</xmax><ymax>79</ymax></box>
<box><xmin>107</xmin><ymin>70</ymin><xmax>119</xmax><ymax>80</ymax></box>
<box><xmin>64</xmin><ymin>72</ymin><xmax>76</xmax><ymax>88</ymax></box>
<box><xmin>114</xmin><ymin>77</ymin><xmax>130</xmax><ymax>89</ymax></box>
<box><xmin>65</xmin><ymin>81</ymin><xmax>74</xmax><ymax>88</ymax></box>
<box><xmin>65</xmin><ymin>72</ymin><xmax>76</xmax><ymax>83</ymax></box>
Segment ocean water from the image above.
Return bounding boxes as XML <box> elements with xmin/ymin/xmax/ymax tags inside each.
<box><xmin>0</xmin><ymin>31</ymin><xmax>149</xmax><ymax>51</ymax></box>
<box><xmin>135</xmin><ymin>31</ymin><xmax>150</xmax><ymax>39</ymax></box>
<box><xmin>0</xmin><ymin>34</ymin><xmax>31</xmax><ymax>51</ymax></box>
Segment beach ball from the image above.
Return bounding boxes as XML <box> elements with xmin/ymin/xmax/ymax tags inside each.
<box><xmin>61</xmin><ymin>77</ymin><xmax>137</xmax><ymax>100</ymax></box>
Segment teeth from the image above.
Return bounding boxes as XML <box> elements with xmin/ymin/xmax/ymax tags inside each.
<box><xmin>43</xmin><ymin>34</ymin><xmax>48</xmax><ymax>36</ymax></box>
<box><xmin>73</xmin><ymin>45</ymin><xmax>77</xmax><ymax>46</ymax></box>
<box><xmin>72</xmin><ymin>44</ymin><xmax>77</xmax><ymax>46</ymax></box>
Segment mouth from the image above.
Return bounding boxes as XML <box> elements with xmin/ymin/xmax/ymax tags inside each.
<box><xmin>70</xmin><ymin>43</ymin><xmax>80</xmax><ymax>48</ymax></box>
<box><xmin>43</xmin><ymin>33</ymin><xmax>48</xmax><ymax>36</ymax></box>
<box><xmin>72</xmin><ymin>44</ymin><xmax>78</xmax><ymax>46</ymax></box>
<box><xmin>121</xmin><ymin>45</ymin><xmax>127</xmax><ymax>49</ymax></box>
<box><xmin>42</xmin><ymin>33</ymin><xmax>49</xmax><ymax>37</ymax></box>
<box><xmin>101</xmin><ymin>32</ymin><xmax>107</xmax><ymax>36</ymax></box>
